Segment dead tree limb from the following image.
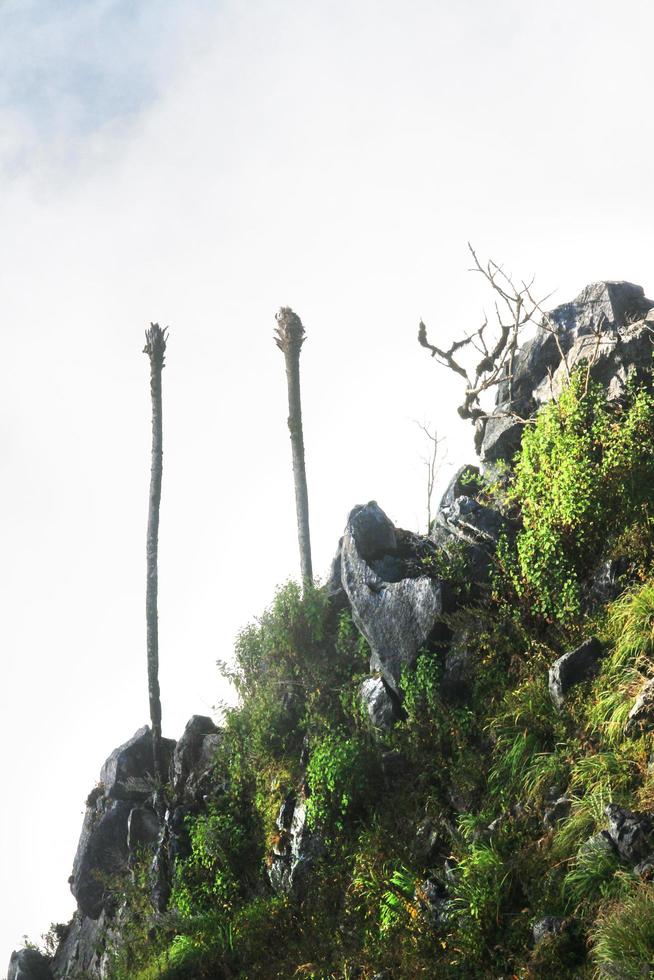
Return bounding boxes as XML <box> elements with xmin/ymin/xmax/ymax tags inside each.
<box><xmin>418</xmin><ymin>244</ymin><xmax>551</xmax><ymax>422</ymax></box>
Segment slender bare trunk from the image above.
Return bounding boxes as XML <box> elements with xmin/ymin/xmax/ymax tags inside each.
<box><xmin>275</xmin><ymin>307</ymin><xmax>313</xmax><ymax>583</ymax></box>
<box><xmin>143</xmin><ymin>323</ymin><xmax>168</xmax><ymax>809</ymax></box>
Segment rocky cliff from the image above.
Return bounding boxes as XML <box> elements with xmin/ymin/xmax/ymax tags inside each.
<box><xmin>10</xmin><ymin>281</ymin><xmax>654</xmax><ymax>979</ymax></box>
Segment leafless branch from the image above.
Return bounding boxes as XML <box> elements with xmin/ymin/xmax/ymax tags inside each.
<box><xmin>415</xmin><ymin>422</ymin><xmax>443</xmax><ymax>533</ymax></box>
<box><xmin>418</xmin><ymin>244</ymin><xmax>551</xmax><ymax>423</ymax></box>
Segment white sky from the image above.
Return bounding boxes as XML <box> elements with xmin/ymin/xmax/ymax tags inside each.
<box><xmin>2</xmin><ymin>0</ymin><xmax>654</xmax><ymax>967</ymax></box>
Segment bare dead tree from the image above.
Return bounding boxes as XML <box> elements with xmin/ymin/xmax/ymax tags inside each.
<box><xmin>415</xmin><ymin>422</ymin><xmax>443</xmax><ymax>533</ymax></box>
<box><xmin>143</xmin><ymin>323</ymin><xmax>168</xmax><ymax>814</ymax></box>
<box><xmin>418</xmin><ymin>245</ymin><xmax>624</xmax><ymax>425</ymax></box>
<box><xmin>275</xmin><ymin>307</ymin><xmax>313</xmax><ymax>583</ymax></box>
<box><xmin>418</xmin><ymin>244</ymin><xmax>553</xmax><ymax>422</ymax></box>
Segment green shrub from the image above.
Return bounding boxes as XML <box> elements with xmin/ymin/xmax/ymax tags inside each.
<box><xmin>450</xmin><ymin>842</ymin><xmax>510</xmax><ymax>946</ymax></box>
<box><xmin>505</xmin><ymin>372</ymin><xmax>654</xmax><ymax>622</ymax></box>
<box><xmin>171</xmin><ymin>800</ymin><xmax>255</xmax><ymax>919</ymax></box>
<box><xmin>590</xmin><ymin>881</ymin><xmax>654</xmax><ymax>978</ymax></box>
<box><xmin>306</xmin><ymin>730</ymin><xmax>377</xmax><ymax>837</ymax></box>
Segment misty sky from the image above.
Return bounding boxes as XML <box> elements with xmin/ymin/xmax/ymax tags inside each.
<box><xmin>2</xmin><ymin>0</ymin><xmax>654</xmax><ymax>967</ymax></box>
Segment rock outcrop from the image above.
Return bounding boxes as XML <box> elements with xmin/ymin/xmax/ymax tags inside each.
<box><xmin>341</xmin><ymin>501</ymin><xmax>449</xmax><ymax>695</ymax></box>
<box><xmin>478</xmin><ymin>281</ymin><xmax>654</xmax><ymax>466</ymax></box>
<box><xmin>7</xmin><ymin>949</ymin><xmax>53</xmax><ymax>980</ymax></box>
<box><xmin>101</xmin><ymin>725</ymin><xmax>175</xmax><ymax>802</ymax></box>
<box><xmin>268</xmin><ymin>794</ymin><xmax>325</xmax><ymax>899</ymax></box>
<box><xmin>624</xmin><ymin>676</ymin><xmax>654</xmax><ymax>737</ymax></box>
<box><xmin>548</xmin><ymin>638</ymin><xmax>605</xmax><ymax>709</ymax></box>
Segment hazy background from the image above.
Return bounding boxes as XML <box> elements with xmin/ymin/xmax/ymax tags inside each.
<box><xmin>2</xmin><ymin>0</ymin><xmax>654</xmax><ymax>965</ymax></box>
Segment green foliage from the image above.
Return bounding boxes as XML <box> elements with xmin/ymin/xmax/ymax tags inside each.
<box><xmin>102</xmin><ymin>360</ymin><xmax>654</xmax><ymax>980</ymax></box>
<box><xmin>562</xmin><ymin>836</ymin><xmax>623</xmax><ymax>908</ymax></box>
<box><xmin>487</xmin><ymin>671</ymin><xmax>563</xmax><ymax>804</ymax></box>
<box><xmin>419</xmin><ymin>538</ymin><xmax>471</xmax><ymax>596</ymax></box>
<box><xmin>172</xmin><ymin>804</ymin><xmax>247</xmax><ymax>918</ymax></box>
<box><xmin>378</xmin><ymin>866</ymin><xmax>417</xmax><ymax>936</ymax></box>
<box><xmin>401</xmin><ymin>650</ymin><xmax>443</xmax><ymax>728</ymax></box>
<box><xmin>504</xmin><ymin>372</ymin><xmax>654</xmax><ymax>622</ymax></box>
<box><xmin>590</xmin><ymin>881</ymin><xmax>654</xmax><ymax>978</ymax></box>
<box><xmin>306</xmin><ymin>729</ymin><xmax>377</xmax><ymax>836</ymax></box>
<box><xmin>452</xmin><ymin>842</ymin><xmax>508</xmax><ymax>924</ymax></box>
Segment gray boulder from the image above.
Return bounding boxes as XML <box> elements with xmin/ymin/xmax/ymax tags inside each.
<box><xmin>480</xmin><ymin>281</ymin><xmax>654</xmax><ymax>465</ymax></box>
<box><xmin>624</xmin><ymin>677</ymin><xmax>654</xmax><ymax>737</ymax></box>
<box><xmin>532</xmin><ymin>916</ymin><xmax>565</xmax><ymax>946</ymax></box>
<box><xmin>348</xmin><ymin>501</ymin><xmax>397</xmax><ymax>560</ymax></box>
<box><xmin>440</xmin><ymin>625</ymin><xmax>479</xmax><ymax>702</ymax></box>
<box><xmin>268</xmin><ymin>794</ymin><xmax>325</xmax><ymax>899</ymax></box>
<box><xmin>479</xmin><ymin>411</ymin><xmax>525</xmax><ymax>466</ymax></box>
<box><xmin>414</xmin><ymin>877</ymin><xmax>449</xmax><ymax>927</ymax></box>
<box><xmin>586</xmin><ymin>558</ymin><xmax>630</xmax><ymax>607</ymax></box>
<box><xmin>438</xmin><ymin>465</ymin><xmax>481</xmax><ymax>512</ymax></box>
<box><xmin>7</xmin><ymin>949</ymin><xmax>53</xmax><ymax>980</ymax></box>
<box><xmin>324</xmin><ymin>536</ymin><xmax>349</xmax><ymax>612</ymax></box>
<box><xmin>432</xmin><ymin>471</ymin><xmax>510</xmax><ymax>588</ymax></box>
<box><xmin>341</xmin><ymin>502</ymin><xmax>447</xmax><ymax>694</ymax></box>
<box><xmin>101</xmin><ymin>726</ymin><xmax>176</xmax><ymax>802</ymax></box>
<box><xmin>543</xmin><ymin>797</ymin><xmax>572</xmax><ymax>830</ymax></box>
<box><xmin>533</xmin><ymin>319</ymin><xmax>654</xmax><ymax>406</ymax></box>
<box><xmin>360</xmin><ymin>676</ymin><xmax>399</xmax><ymax>730</ymax></box>
<box><xmin>171</xmin><ymin>715</ymin><xmax>221</xmax><ymax>798</ymax></box>
<box><xmin>127</xmin><ymin>804</ymin><xmax>160</xmax><ymax>857</ymax></box>
<box><xmin>50</xmin><ymin>912</ymin><xmax>108</xmax><ymax>979</ymax></box>
<box><xmin>578</xmin><ymin>830</ymin><xmax>616</xmax><ymax>864</ymax></box>
<box><xmin>548</xmin><ymin>637</ymin><xmax>605</xmax><ymax>709</ymax></box>
<box><xmin>605</xmin><ymin>803</ymin><xmax>654</xmax><ymax>865</ymax></box>
<box><xmin>70</xmin><ymin>796</ymin><xmax>132</xmax><ymax>919</ymax></box>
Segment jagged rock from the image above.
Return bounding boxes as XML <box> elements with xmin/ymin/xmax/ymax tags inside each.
<box><xmin>548</xmin><ymin>637</ymin><xmax>605</xmax><ymax>709</ymax></box>
<box><xmin>70</xmin><ymin>796</ymin><xmax>132</xmax><ymax>919</ymax></box>
<box><xmin>348</xmin><ymin>501</ymin><xmax>397</xmax><ymax>560</ymax></box>
<box><xmin>532</xmin><ymin>916</ymin><xmax>565</xmax><ymax>946</ymax></box>
<box><xmin>185</xmin><ymin>733</ymin><xmax>223</xmax><ymax>800</ymax></box>
<box><xmin>479</xmin><ymin>411</ymin><xmax>525</xmax><ymax>466</ymax></box>
<box><xmin>624</xmin><ymin>677</ymin><xmax>654</xmax><ymax>737</ymax></box>
<box><xmin>439</xmin><ymin>465</ymin><xmax>481</xmax><ymax>511</ymax></box>
<box><xmin>268</xmin><ymin>795</ymin><xmax>324</xmax><ymax>899</ymax></box>
<box><xmin>440</xmin><ymin>625</ymin><xmax>479</xmax><ymax>702</ymax></box>
<box><xmin>635</xmin><ymin>856</ymin><xmax>654</xmax><ymax>880</ymax></box>
<box><xmin>413</xmin><ymin>818</ymin><xmax>444</xmax><ymax>866</ymax></box>
<box><xmin>168</xmin><ymin>803</ymin><xmax>199</xmax><ymax>862</ymax></box>
<box><xmin>432</xmin><ymin>473</ymin><xmax>510</xmax><ymax>588</ymax></box>
<box><xmin>543</xmin><ymin>796</ymin><xmax>572</xmax><ymax>830</ymax></box>
<box><xmin>360</xmin><ymin>676</ymin><xmax>399</xmax><ymax>730</ymax></box>
<box><xmin>604</xmin><ymin>803</ymin><xmax>654</xmax><ymax>865</ymax></box>
<box><xmin>325</xmin><ymin>536</ymin><xmax>349</xmax><ymax>612</ymax></box>
<box><xmin>443</xmin><ymin>858</ymin><xmax>458</xmax><ymax>883</ymax></box>
<box><xmin>414</xmin><ymin>877</ymin><xmax>449</xmax><ymax>927</ymax></box>
<box><xmin>533</xmin><ymin>319</ymin><xmax>654</xmax><ymax>406</ymax></box>
<box><xmin>578</xmin><ymin>830</ymin><xmax>616</xmax><ymax>863</ymax></box>
<box><xmin>171</xmin><ymin>715</ymin><xmax>221</xmax><ymax>798</ymax></box>
<box><xmin>7</xmin><ymin>949</ymin><xmax>53</xmax><ymax>980</ymax></box>
<box><xmin>51</xmin><ymin>911</ymin><xmax>108</xmax><ymax>979</ymax></box>
<box><xmin>486</xmin><ymin>815</ymin><xmax>504</xmax><ymax>837</ymax></box>
<box><xmin>150</xmin><ymin>824</ymin><xmax>172</xmax><ymax>913</ymax></box>
<box><xmin>443</xmin><ymin>496</ymin><xmax>505</xmax><ymax>547</ymax></box>
<box><xmin>586</xmin><ymin>558</ymin><xmax>630</xmax><ymax>607</ymax></box>
<box><xmin>342</xmin><ymin>502</ymin><xmax>448</xmax><ymax>694</ymax></box>
<box><xmin>481</xmin><ymin>281</ymin><xmax>654</xmax><ymax>464</ymax></box>
<box><xmin>101</xmin><ymin>726</ymin><xmax>176</xmax><ymax>802</ymax></box>
<box><xmin>127</xmin><ymin>804</ymin><xmax>160</xmax><ymax>857</ymax></box>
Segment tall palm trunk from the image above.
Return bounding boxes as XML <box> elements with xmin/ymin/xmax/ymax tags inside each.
<box><xmin>143</xmin><ymin>323</ymin><xmax>168</xmax><ymax>807</ymax></box>
<box><xmin>275</xmin><ymin>307</ymin><xmax>313</xmax><ymax>583</ymax></box>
